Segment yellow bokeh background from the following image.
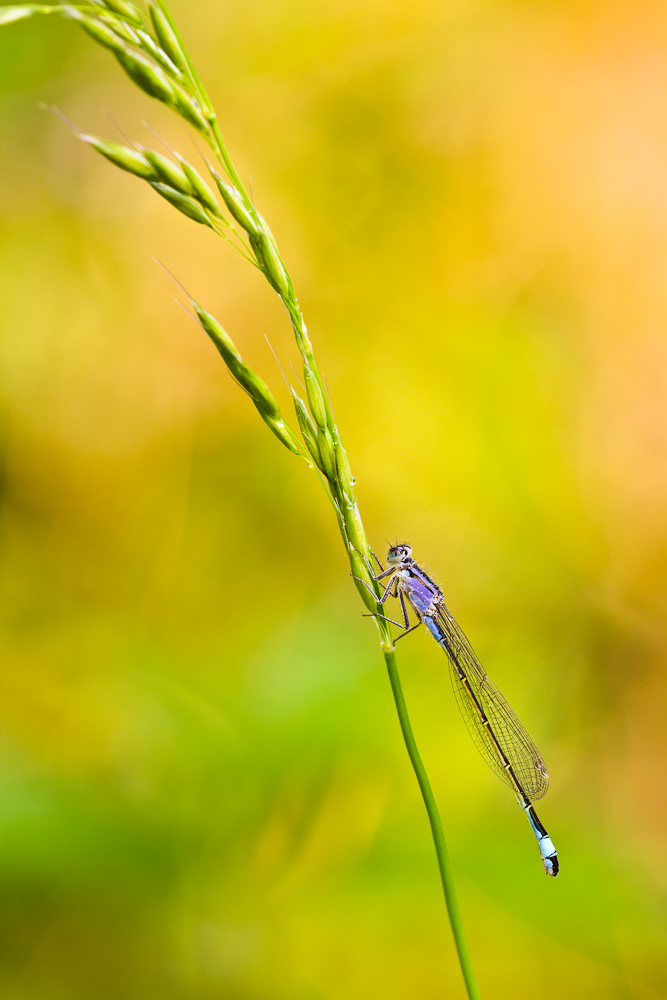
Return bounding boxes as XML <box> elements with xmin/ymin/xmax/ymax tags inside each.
<box><xmin>1</xmin><ymin>1</ymin><xmax>666</xmax><ymax>997</ymax></box>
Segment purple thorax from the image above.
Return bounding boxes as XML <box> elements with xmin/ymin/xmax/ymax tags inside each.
<box><xmin>404</xmin><ymin>573</ymin><xmax>436</xmax><ymax>615</ymax></box>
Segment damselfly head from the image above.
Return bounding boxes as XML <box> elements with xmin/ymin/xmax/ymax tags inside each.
<box><xmin>387</xmin><ymin>543</ymin><xmax>412</xmax><ymax>564</ymax></box>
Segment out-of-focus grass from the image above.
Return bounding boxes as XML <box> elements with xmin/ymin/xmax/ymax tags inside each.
<box><xmin>1</xmin><ymin>1</ymin><xmax>666</xmax><ymax>997</ymax></box>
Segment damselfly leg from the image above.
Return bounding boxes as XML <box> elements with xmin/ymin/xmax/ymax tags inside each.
<box><xmin>392</xmin><ymin>590</ymin><xmax>424</xmax><ymax>641</ymax></box>
<box><xmin>370</xmin><ymin>550</ymin><xmax>385</xmax><ymax>571</ymax></box>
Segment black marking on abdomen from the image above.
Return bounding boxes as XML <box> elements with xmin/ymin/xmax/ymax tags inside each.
<box><xmin>527</xmin><ymin>805</ymin><xmax>548</xmax><ymax>838</ymax></box>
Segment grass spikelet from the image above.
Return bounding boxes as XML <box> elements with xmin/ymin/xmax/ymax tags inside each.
<box><xmin>63</xmin><ymin>7</ymin><xmax>128</xmax><ymax>54</ymax></box>
<box><xmin>190</xmin><ymin>305</ymin><xmax>242</xmax><ymax>367</ymax></box>
<box><xmin>168</xmin><ymin>84</ymin><xmax>209</xmax><ymax>132</ymax></box>
<box><xmin>192</xmin><ymin>305</ymin><xmax>302</xmax><ymax>455</ymax></box>
<box><xmin>211</xmin><ymin>170</ymin><xmax>259</xmax><ymax>237</ymax></box>
<box><xmin>343</xmin><ymin>500</ymin><xmax>371</xmax><ymax>560</ymax></box>
<box><xmin>140</xmin><ymin>147</ymin><xmax>193</xmax><ymax>194</ymax></box>
<box><xmin>78</xmin><ymin>130</ymin><xmax>223</xmax><ymax>225</ymax></box>
<box><xmin>316</xmin><ymin>425</ymin><xmax>337</xmax><ymax>482</ymax></box>
<box><xmin>147</xmin><ymin>1</ymin><xmax>187</xmax><ymax>72</ymax></box>
<box><xmin>303</xmin><ymin>364</ymin><xmax>327</xmax><ymax>429</ymax></box>
<box><xmin>290</xmin><ymin>388</ymin><xmax>324</xmax><ymax>472</ymax></box>
<box><xmin>0</xmin><ymin>6</ymin><xmax>40</xmax><ymax>25</ymax></box>
<box><xmin>135</xmin><ymin>28</ymin><xmax>185</xmax><ymax>81</ymax></box>
<box><xmin>251</xmin><ymin>230</ymin><xmax>290</xmax><ymax>298</ymax></box>
<box><xmin>80</xmin><ymin>133</ymin><xmax>159</xmax><ymax>181</ymax></box>
<box><xmin>189</xmin><ymin>307</ymin><xmax>276</xmax><ymax>418</ymax></box>
<box><xmin>95</xmin><ymin>0</ymin><xmax>143</xmax><ymax>27</ymax></box>
<box><xmin>0</xmin><ymin>5</ymin><xmax>64</xmax><ymax>26</ymax></box>
<box><xmin>333</xmin><ymin>436</ymin><xmax>355</xmax><ymax>498</ymax></box>
<box><xmin>175</xmin><ymin>155</ymin><xmax>221</xmax><ymax>217</ymax></box>
<box><xmin>93</xmin><ymin>11</ymin><xmax>140</xmax><ymax>45</ymax></box>
<box><xmin>149</xmin><ymin>182</ymin><xmax>214</xmax><ymax>226</ymax></box>
<box><xmin>63</xmin><ymin>9</ymin><xmax>180</xmax><ymax>105</ymax></box>
<box><xmin>113</xmin><ymin>46</ymin><xmax>176</xmax><ymax>103</ymax></box>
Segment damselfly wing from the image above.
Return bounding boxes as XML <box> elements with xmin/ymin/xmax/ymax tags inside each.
<box><xmin>435</xmin><ymin>603</ymin><xmax>549</xmax><ymax>800</ymax></box>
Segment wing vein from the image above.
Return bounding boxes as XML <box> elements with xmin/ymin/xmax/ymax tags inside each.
<box><xmin>435</xmin><ymin>605</ymin><xmax>549</xmax><ymax>800</ymax></box>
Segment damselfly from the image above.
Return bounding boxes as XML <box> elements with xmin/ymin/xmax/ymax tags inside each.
<box><xmin>367</xmin><ymin>544</ymin><xmax>559</xmax><ymax>877</ymax></box>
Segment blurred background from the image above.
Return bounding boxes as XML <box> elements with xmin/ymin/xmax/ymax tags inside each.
<box><xmin>1</xmin><ymin>1</ymin><xmax>666</xmax><ymax>997</ymax></box>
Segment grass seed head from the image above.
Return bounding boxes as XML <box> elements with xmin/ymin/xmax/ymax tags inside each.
<box><xmin>317</xmin><ymin>426</ymin><xmax>337</xmax><ymax>482</ymax></box>
<box><xmin>94</xmin><ymin>11</ymin><xmax>140</xmax><ymax>45</ymax></box>
<box><xmin>95</xmin><ymin>0</ymin><xmax>143</xmax><ymax>27</ymax></box>
<box><xmin>194</xmin><ymin>307</ymin><xmax>242</xmax><ymax>367</ymax></box>
<box><xmin>150</xmin><ymin>182</ymin><xmax>214</xmax><ymax>226</ymax></box>
<box><xmin>252</xmin><ymin>231</ymin><xmax>290</xmax><ymax>299</ymax></box>
<box><xmin>303</xmin><ymin>364</ymin><xmax>327</xmax><ymax>429</ymax></box>
<box><xmin>64</xmin><ymin>8</ymin><xmax>128</xmax><ymax>54</ymax></box>
<box><xmin>291</xmin><ymin>389</ymin><xmax>324</xmax><ymax>471</ymax></box>
<box><xmin>343</xmin><ymin>501</ymin><xmax>371</xmax><ymax>560</ymax></box>
<box><xmin>291</xmin><ymin>389</ymin><xmax>318</xmax><ymax>444</ymax></box>
<box><xmin>211</xmin><ymin>171</ymin><xmax>260</xmax><ymax>237</ymax></box>
<box><xmin>64</xmin><ymin>11</ymin><xmax>199</xmax><ymax>131</ymax></box>
<box><xmin>258</xmin><ymin>417</ymin><xmax>302</xmax><ymax>456</ymax></box>
<box><xmin>175</xmin><ymin>155</ymin><xmax>222</xmax><ymax>217</ymax></box>
<box><xmin>193</xmin><ymin>306</ymin><xmax>301</xmax><ymax>455</ymax></box>
<box><xmin>334</xmin><ymin>436</ymin><xmax>355</xmax><ymax>499</ymax></box>
<box><xmin>141</xmin><ymin>147</ymin><xmax>193</xmax><ymax>195</ymax></box>
<box><xmin>114</xmin><ymin>47</ymin><xmax>176</xmax><ymax>103</ymax></box>
<box><xmin>0</xmin><ymin>7</ymin><xmax>43</xmax><ymax>26</ymax></box>
<box><xmin>148</xmin><ymin>2</ymin><xmax>188</xmax><ymax>73</ymax></box>
<box><xmin>169</xmin><ymin>85</ymin><xmax>209</xmax><ymax>132</ymax></box>
<box><xmin>135</xmin><ymin>28</ymin><xmax>185</xmax><ymax>81</ymax></box>
<box><xmin>80</xmin><ymin>134</ymin><xmax>159</xmax><ymax>181</ymax></box>
<box><xmin>235</xmin><ymin>364</ymin><xmax>282</xmax><ymax>421</ymax></box>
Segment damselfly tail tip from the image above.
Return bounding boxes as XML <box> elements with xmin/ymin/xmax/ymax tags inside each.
<box><xmin>542</xmin><ymin>854</ymin><xmax>559</xmax><ymax>877</ymax></box>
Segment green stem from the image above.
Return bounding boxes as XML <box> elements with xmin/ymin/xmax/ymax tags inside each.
<box><xmin>208</xmin><ymin>117</ymin><xmax>247</xmax><ymax>197</ymax></box>
<box><xmin>383</xmin><ymin>647</ymin><xmax>482</xmax><ymax>1000</ymax></box>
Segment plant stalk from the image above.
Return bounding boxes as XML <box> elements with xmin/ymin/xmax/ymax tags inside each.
<box><xmin>383</xmin><ymin>647</ymin><xmax>482</xmax><ymax>1000</ymax></box>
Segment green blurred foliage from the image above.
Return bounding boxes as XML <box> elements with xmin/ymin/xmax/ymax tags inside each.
<box><xmin>1</xmin><ymin>1</ymin><xmax>666</xmax><ymax>997</ymax></box>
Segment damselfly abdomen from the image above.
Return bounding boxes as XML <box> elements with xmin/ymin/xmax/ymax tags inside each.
<box><xmin>371</xmin><ymin>543</ymin><xmax>558</xmax><ymax>877</ymax></box>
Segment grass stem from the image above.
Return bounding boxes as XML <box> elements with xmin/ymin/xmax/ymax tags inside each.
<box><xmin>383</xmin><ymin>647</ymin><xmax>482</xmax><ymax>1000</ymax></box>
